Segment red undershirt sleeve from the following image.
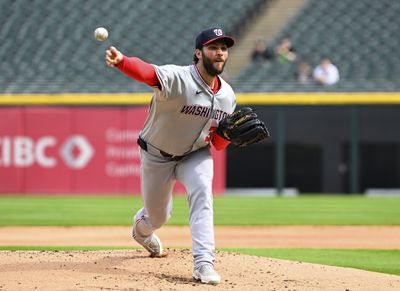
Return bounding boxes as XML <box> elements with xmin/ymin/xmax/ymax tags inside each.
<box><xmin>211</xmin><ymin>77</ymin><xmax>230</xmax><ymax>150</ymax></box>
<box><xmin>212</xmin><ymin>134</ymin><xmax>231</xmax><ymax>150</ymax></box>
<box><xmin>116</xmin><ymin>55</ymin><xmax>160</xmax><ymax>88</ymax></box>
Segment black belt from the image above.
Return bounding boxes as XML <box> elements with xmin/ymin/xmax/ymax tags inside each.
<box><xmin>137</xmin><ymin>136</ymin><xmax>186</xmax><ymax>161</ymax></box>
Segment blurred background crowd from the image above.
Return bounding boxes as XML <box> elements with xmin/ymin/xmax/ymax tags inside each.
<box><xmin>1</xmin><ymin>0</ymin><xmax>399</xmax><ymax>93</ymax></box>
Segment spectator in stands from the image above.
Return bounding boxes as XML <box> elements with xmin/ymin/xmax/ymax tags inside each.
<box><xmin>295</xmin><ymin>60</ymin><xmax>312</xmax><ymax>84</ymax></box>
<box><xmin>251</xmin><ymin>37</ymin><xmax>274</xmax><ymax>65</ymax></box>
<box><xmin>275</xmin><ymin>37</ymin><xmax>296</xmax><ymax>63</ymax></box>
<box><xmin>313</xmin><ymin>58</ymin><xmax>340</xmax><ymax>85</ymax></box>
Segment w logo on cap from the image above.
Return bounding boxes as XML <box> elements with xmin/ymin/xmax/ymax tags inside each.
<box><xmin>195</xmin><ymin>27</ymin><xmax>235</xmax><ymax>49</ymax></box>
<box><xmin>213</xmin><ymin>29</ymin><xmax>223</xmax><ymax>36</ymax></box>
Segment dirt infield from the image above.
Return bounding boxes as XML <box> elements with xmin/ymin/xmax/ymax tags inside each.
<box><xmin>1</xmin><ymin>226</ymin><xmax>400</xmax><ymax>290</ymax></box>
<box><xmin>1</xmin><ymin>226</ymin><xmax>400</xmax><ymax>249</ymax></box>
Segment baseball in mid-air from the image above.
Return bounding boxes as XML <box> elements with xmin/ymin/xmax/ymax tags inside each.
<box><xmin>94</xmin><ymin>27</ymin><xmax>108</xmax><ymax>42</ymax></box>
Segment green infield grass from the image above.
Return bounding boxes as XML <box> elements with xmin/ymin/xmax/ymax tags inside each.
<box><xmin>0</xmin><ymin>195</ymin><xmax>399</xmax><ymax>226</ymax></box>
<box><xmin>227</xmin><ymin>248</ymin><xmax>400</xmax><ymax>276</ymax></box>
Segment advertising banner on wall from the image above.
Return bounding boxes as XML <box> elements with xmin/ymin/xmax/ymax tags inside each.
<box><xmin>0</xmin><ymin>107</ymin><xmax>226</xmax><ymax>194</ymax></box>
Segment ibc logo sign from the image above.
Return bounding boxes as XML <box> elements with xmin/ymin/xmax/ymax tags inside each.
<box><xmin>0</xmin><ymin>135</ymin><xmax>94</xmax><ymax>169</ymax></box>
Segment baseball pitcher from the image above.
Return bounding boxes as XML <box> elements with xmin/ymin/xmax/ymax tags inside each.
<box><xmin>105</xmin><ymin>27</ymin><xmax>269</xmax><ymax>284</ymax></box>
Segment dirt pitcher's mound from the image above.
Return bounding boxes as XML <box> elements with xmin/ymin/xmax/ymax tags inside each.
<box><xmin>1</xmin><ymin>249</ymin><xmax>399</xmax><ymax>291</ymax></box>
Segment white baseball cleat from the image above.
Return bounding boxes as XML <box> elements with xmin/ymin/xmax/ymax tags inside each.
<box><xmin>134</xmin><ymin>232</ymin><xmax>167</xmax><ymax>258</ymax></box>
<box><xmin>133</xmin><ymin>216</ymin><xmax>167</xmax><ymax>258</ymax></box>
<box><xmin>193</xmin><ymin>264</ymin><xmax>221</xmax><ymax>284</ymax></box>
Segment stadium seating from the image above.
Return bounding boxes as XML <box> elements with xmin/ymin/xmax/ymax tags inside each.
<box><xmin>233</xmin><ymin>0</ymin><xmax>400</xmax><ymax>92</ymax></box>
<box><xmin>0</xmin><ymin>0</ymin><xmax>265</xmax><ymax>93</ymax></box>
<box><xmin>3</xmin><ymin>0</ymin><xmax>398</xmax><ymax>93</ymax></box>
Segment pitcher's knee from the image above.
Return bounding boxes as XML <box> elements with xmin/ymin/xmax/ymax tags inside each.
<box><xmin>148</xmin><ymin>212</ymin><xmax>171</xmax><ymax>230</ymax></box>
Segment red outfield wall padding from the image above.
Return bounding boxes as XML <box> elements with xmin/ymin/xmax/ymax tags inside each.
<box><xmin>0</xmin><ymin>107</ymin><xmax>226</xmax><ymax>195</ymax></box>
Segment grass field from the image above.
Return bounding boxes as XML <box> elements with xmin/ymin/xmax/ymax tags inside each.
<box><xmin>0</xmin><ymin>195</ymin><xmax>399</xmax><ymax>226</ymax></box>
<box><xmin>1</xmin><ymin>195</ymin><xmax>399</xmax><ymax>275</ymax></box>
<box><xmin>229</xmin><ymin>248</ymin><xmax>400</xmax><ymax>276</ymax></box>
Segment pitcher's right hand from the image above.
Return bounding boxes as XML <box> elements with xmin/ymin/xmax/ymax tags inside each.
<box><xmin>105</xmin><ymin>46</ymin><xmax>123</xmax><ymax>67</ymax></box>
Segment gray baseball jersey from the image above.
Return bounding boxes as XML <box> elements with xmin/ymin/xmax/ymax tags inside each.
<box><xmin>140</xmin><ymin>64</ymin><xmax>236</xmax><ymax>156</ymax></box>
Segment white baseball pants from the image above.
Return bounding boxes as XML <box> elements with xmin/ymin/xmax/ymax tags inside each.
<box><xmin>134</xmin><ymin>146</ymin><xmax>215</xmax><ymax>268</ymax></box>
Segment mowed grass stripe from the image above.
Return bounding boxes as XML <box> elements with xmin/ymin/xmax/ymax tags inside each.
<box><xmin>213</xmin><ymin>196</ymin><xmax>400</xmax><ymax>225</ymax></box>
<box><xmin>0</xmin><ymin>195</ymin><xmax>399</xmax><ymax>226</ymax></box>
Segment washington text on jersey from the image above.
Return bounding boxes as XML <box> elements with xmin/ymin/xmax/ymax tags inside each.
<box><xmin>180</xmin><ymin>105</ymin><xmax>229</xmax><ymax>121</ymax></box>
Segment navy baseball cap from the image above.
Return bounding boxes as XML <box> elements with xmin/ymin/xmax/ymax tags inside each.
<box><xmin>195</xmin><ymin>27</ymin><xmax>235</xmax><ymax>49</ymax></box>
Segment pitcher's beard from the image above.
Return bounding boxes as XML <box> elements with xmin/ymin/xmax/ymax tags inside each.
<box><xmin>203</xmin><ymin>55</ymin><xmax>226</xmax><ymax>76</ymax></box>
